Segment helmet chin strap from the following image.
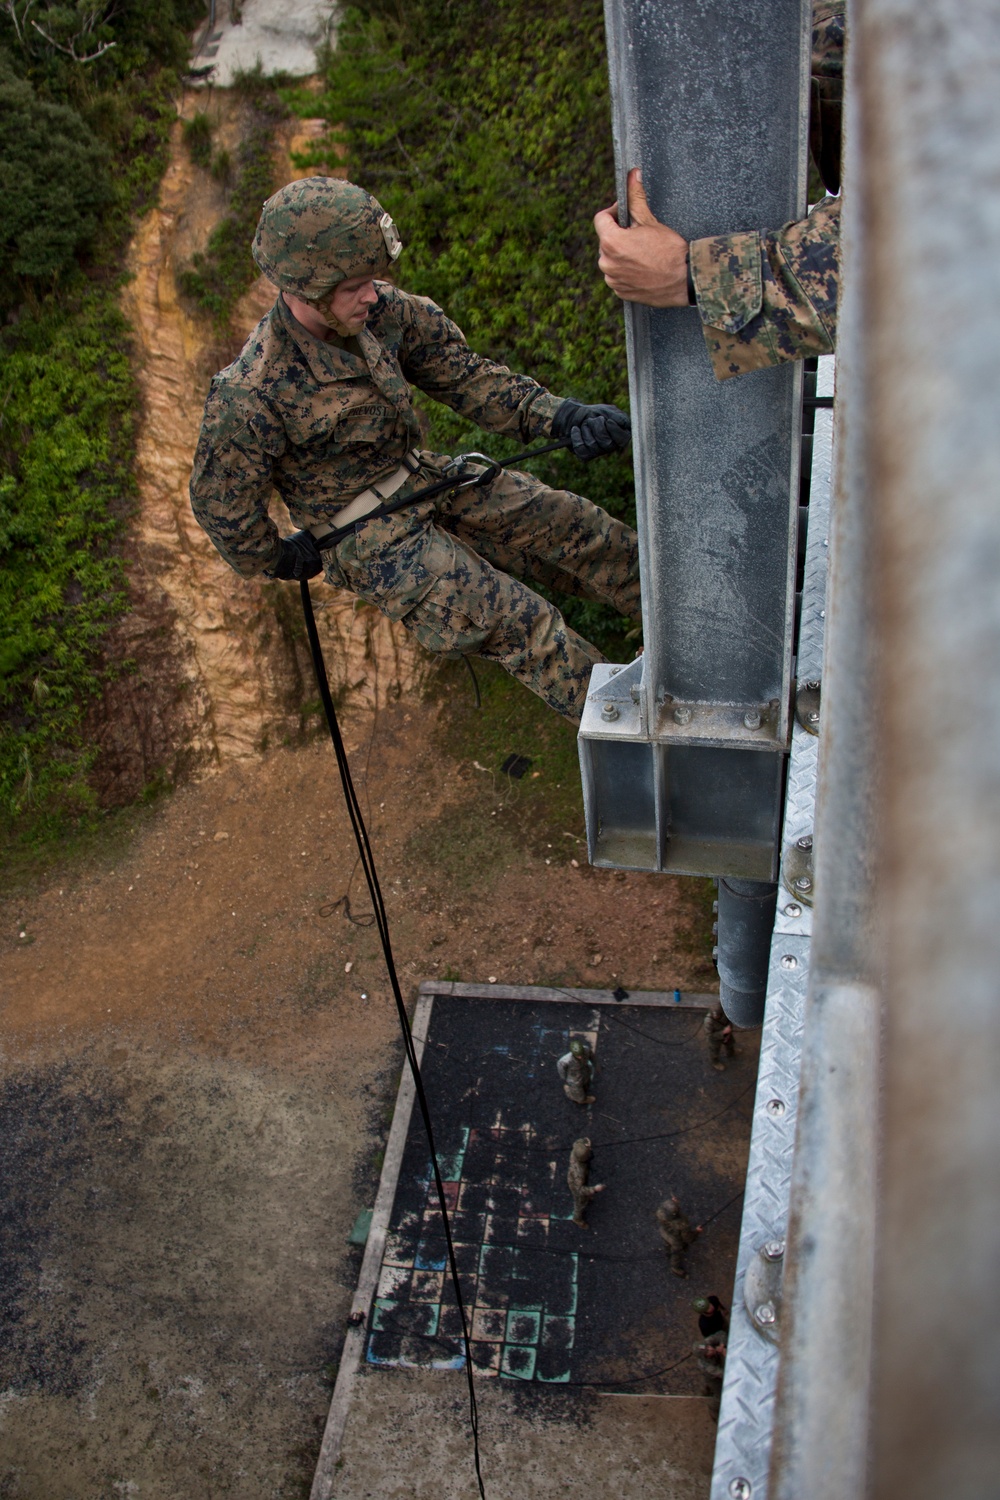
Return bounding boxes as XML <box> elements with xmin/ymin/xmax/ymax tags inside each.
<box><xmin>326</xmin><ymin>310</ymin><xmax>358</xmax><ymax>339</ymax></box>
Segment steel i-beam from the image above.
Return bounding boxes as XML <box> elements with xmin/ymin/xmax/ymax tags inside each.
<box><xmin>580</xmin><ymin>0</ymin><xmax>811</xmax><ymax>898</ymax></box>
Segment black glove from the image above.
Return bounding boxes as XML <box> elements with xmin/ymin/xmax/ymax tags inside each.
<box><xmin>264</xmin><ymin>530</ymin><xmax>323</xmax><ymax>581</ymax></box>
<box><xmin>551</xmin><ymin>400</ymin><xmax>632</xmax><ymax>461</ymax></box>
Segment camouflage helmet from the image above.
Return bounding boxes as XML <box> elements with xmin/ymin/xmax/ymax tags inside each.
<box><xmin>569</xmin><ymin>1038</ymin><xmax>590</xmax><ymax>1058</ymax></box>
<box><xmin>692</xmin><ymin>1298</ymin><xmax>711</xmax><ymax>1314</ymax></box>
<box><xmin>252</xmin><ymin>176</ymin><xmax>403</xmax><ymax>300</ymax></box>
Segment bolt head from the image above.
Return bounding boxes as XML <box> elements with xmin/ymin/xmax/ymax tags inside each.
<box><xmin>779</xmin><ymin>954</ymin><xmax>798</xmax><ymax>970</ymax></box>
<box><xmin>796</xmin><ymin>834</ymin><xmax>813</xmax><ymax>851</ymax></box>
<box><xmin>807</xmin><ymin>710</ymin><xmax>820</xmax><ymax>723</ymax></box>
<box><xmin>763</xmin><ymin>1239</ymin><xmax>786</xmax><ymax>1260</ymax></box>
<box><xmin>784</xmin><ymin>903</ymin><xmax>802</xmax><ymax>918</ymax></box>
<box><xmin>743</xmin><ymin>709</ymin><xmax>761</xmax><ymax>730</ymax></box>
<box><xmin>673</xmin><ymin>705</ymin><xmax>692</xmax><ymax>725</ymax></box>
<box><xmin>793</xmin><ymin>875</ymin><xmax>813</xmax><ymax>893</ymax></box>
<box><xmin>755</xmin><ymin>1302</ymin><xmax>776</xmax><ymax>1325</ymax></box>
<box><xmin>766</xmin><ymin>1098</ymin><xmax>786</xmax><ymax>1118</ymax></box>
<box><xmin>601</xmin><ymin>703</ymin><xmax>619</xmax><ymax>722</ymax></box>
<box><xmin>729</xmin><ymin>1482</ymin><xmax>752</xmax><ymax>1500</ymax></box>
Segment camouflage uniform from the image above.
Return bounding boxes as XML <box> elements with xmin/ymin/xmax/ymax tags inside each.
<box><xmin>557</xmin><ymin>1039</ymin><xmax>595</xmax><ymax>1105</ymax></box>
<box><xmin>567</xmin><ymin>1138</ymin><xmax>603</xmax><ymax>1228</ymax></box>
<box><xmin>703</xmin><ymin>1005</ymin><xmax>736</xmax><ymax>1070</ymax></box>
<box><xmin>688</xmin><ymin>2</ymin><xmax>844</xmax><ymax>381</ymax></box>
<box><xmin>693</xmin><ymin>1330</ymin><xmax>727</xmax><ymax>1417</ymax></box>
<box><xmin>656</xmin><ymin>1197</ymin><xmax>699</xmax><ymax>1277</ymax></box>
<box><xmin>190</xmin><ymin>182</ymin><xmax>640</xmax><ymax>723</ymax></box>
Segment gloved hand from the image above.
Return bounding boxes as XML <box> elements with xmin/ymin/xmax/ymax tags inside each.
<box><xmin>552</xmin><ymin>399</ymin><xmax>632</xmax><ymax>461</ymax></box>
<box><xmin>264</xmin><ymin>530</ymin><xmax>323</xmax><ymax>581</ymax></box>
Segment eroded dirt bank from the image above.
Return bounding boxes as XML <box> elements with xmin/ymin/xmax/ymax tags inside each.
<box><xmin>0</xmin><ymin>692</ymin><xmax>717</xmax><ymax>1497</ymax></box>
<box><xmin>96</xmin><ymin>91</ymin><xmax>428</xmax><ymax>806</ymax></box>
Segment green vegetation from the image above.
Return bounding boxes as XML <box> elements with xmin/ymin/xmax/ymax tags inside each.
<box><xmin>182</xmin><ymin>108</ymin><xmax>213</xmax><ymax>167</ymax></box>
<box><xmin>0</xmin><ymin>0</ymin><xmax>205</xmax><ymax>845</ymax></box>
<box><xmin>296</xmin><ymin>0</ymin><xmax>633</xmax><ymax>652</ymax></box>
<box><xmin>177</xmin><ymin>66</ymin><xmax>289</xmax><ymax>326</ymax></box>
<box><xmin>408</xmin><ymin>655</ymin><xmax>586</xmax><ymax>889</ymax></box>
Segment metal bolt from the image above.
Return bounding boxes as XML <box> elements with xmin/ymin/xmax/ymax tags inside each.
<box><xmin>601</xmin><ymin>703</ymin><xmax>619</xmax><ymax>722</ymax></box>
<box><xmin>766</xmin><ymin>1098</ymin><xmax>786</xmax><ymax>1118</ymax></box>
<box><xmin>763</xmin><ymin>1239</ymin><xmax>786</xmax><ymax>1260</ymax></box>
<box><xmin>784</xmin><ymin>902</ymin><xmax>802</xmax><ymax>918</ymax></box>
<box><xmin>608</xmin><ymin>666</ymin><xmax>621</xmax><ymax>675</ymax></box>
<box><xmin>779</xmin><ymin>954</ymin><xmax>798</xmax><ymax>970</ymax></box>
<box><xmin>743</xmin><ymin>709</ymin><xmax>761</xmax><ymax>730</ymax></box>
<box><xmin>805</xmin><ymin>680</ymin><xmax>821</xmax><ymax>691</ymax></box>
<box><xmin>796</xmin><ymin>834</ymin><xmax>813</xmax><ymax>851</ymax></box>
<box><xmin>673</xmin><ymin>705</ymin><xmax>692</xmax><ymax>725</ymax></box>
<box><xmin>712</xmin><ymin>945</ymin><xmax>719</xmax><ymax>961</ymax></box>
<box><xmin>755</xmin><ymin>1302</ymin><xmax>776</xmax><ymax>1325</ymax></box>
<box><xmin>793</xmin><ymin>875</ymin><xmax>813</xmax><ymax>894</ymax></box>
<box><xmin>807</xmin><ymin>709</ymin><xmax>820</xmax><ymax>723</ymax></box>
<box><xmin>729</xmin><ymin>1479</ymin><xmax>753</xmax><ymax>1499</ymax></box>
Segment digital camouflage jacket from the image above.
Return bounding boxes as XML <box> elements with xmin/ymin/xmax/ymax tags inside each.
<box><xmin>190</xmin><ymin>287</ymin><xmax>562</xmax><ymax>577</ymax></box>
<box><xmin>689</xmin><ymin>0</ymin><xmax>845</xmax><ymax>381</ymax></box>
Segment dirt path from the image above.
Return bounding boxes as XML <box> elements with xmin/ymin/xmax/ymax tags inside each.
<box><xmin>0</xmin><ymin>689</ymin><xmax>716</xmax><ymax>1498</ymax></box>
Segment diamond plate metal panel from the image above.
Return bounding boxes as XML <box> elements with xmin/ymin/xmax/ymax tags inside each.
<box><xmin>710</xmin><ymin>932</ymin><xmax>811</xmax><ymax>1500</ymax></box>
<box><xmin>709</xmin><ymin>369</ymin><xmax>833</xmax><ymax>1500</ymax></box>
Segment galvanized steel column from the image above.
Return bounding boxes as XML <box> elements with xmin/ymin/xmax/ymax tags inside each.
<box><xmin>857</xmin><ymin>2</ymin><xmax>1000</xmax><ymax>1496</ymax></box>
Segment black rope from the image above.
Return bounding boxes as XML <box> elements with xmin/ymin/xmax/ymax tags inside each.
<box><xmin>462</xmin><ymin>654</ymin><xmax>482</xmax><ymax>710</ymax></box>
<box><xmin>299</xmin><ymin>578</ymin><xmax>486</xmax><ymax>1499</ymax></box>
<box><xmin>458</xmin><ymin>1077</ymin><xmax>756</xmax><ymax>1155</ymax></box>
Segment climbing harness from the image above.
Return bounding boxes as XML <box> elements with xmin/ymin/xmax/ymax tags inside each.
<box><xmin>307</xmin><ymin>438</ymin><xmax>570</xmax><ymax>552</ymax></box>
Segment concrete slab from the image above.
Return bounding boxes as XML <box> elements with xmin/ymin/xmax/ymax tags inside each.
<box><xmin>193</xmin><ymin>0</ymin><xmax>335</xmax><ymax>85</ymax></box>
<box><xmin>332</xmin><ymin>1369</ymin><xmax>717</xmax><ymax>1500</ymax></box>
<box><xmin>314</xmin><ymin>985</ymin><xmax>756</xmax><ymax>1498</ymax></box>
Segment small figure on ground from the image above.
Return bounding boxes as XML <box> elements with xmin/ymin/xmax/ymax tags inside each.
<box><xmin>693</xmin><ymin>1295</ymin><xmax>730</xmax><ymax>1338</ymax></box>
<box><xmin>656</xmin><ymin>1195</ymin><xmax>702</xmax><ymax>1277</ymax></box>
<box><xmin>557</xmin><ymin>1038</ymin><xmax>596</xmax><ymax>1106</ymax></box>
<box><xmin>703</xmin><ymin>1005</ymin><xmax>736</xmax><ymax>1071</ymax></box>
<box><xmin>693</xmin><ymin>1330</ymin><xmax>727</xmax><ymax>1420</ymax></box>
<box><xmin>567</xmin><ymin>1138</ymin><xmax>605</xmax><ymax>1228</ymax></box>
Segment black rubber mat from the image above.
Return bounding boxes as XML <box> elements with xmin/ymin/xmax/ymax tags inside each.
<box><xmin>365</xmin><ymin>993</ymin><xmax>757</xmax><ymax>1392</ymax></box>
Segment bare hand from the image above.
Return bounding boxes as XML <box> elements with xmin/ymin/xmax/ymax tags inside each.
<box><xmin>593</xmin><ymin>168</ymin><xmax>690</xmax><ymax>307</ymax></box>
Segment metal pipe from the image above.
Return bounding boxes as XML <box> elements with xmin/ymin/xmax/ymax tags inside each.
<box><xmin>717</xmin><ymin>879</ymin><xmax>779</xmax><ymax>1027</ymax></box>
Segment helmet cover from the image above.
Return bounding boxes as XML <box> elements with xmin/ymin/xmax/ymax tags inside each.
<box><xmin>252</xmin><ymin>176</ymin><xmax>403</xmax><ymax>299</ymax></box>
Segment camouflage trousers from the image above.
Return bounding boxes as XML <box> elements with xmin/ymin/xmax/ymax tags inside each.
<box><xmin>324</xmin><ymin>456</ymin><xmax>641</xmax><ymax>722</ymax></box>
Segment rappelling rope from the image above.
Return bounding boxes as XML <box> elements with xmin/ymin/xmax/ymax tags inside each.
<box><xmin>299</xmin><ymin>577</ymin><xmax>487</xmax><ymax>1500</ymax></box>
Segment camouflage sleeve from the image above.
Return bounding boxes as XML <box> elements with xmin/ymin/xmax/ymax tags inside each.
<box><xmin>393</xmin><ymin>289</ymin><xmax>562</xmax><ymax>441</ymax></box>
<box><xmin>689</xmin><ymin>195</ymin><xmax>841</xmax><ymax>382</ymax></box>
<box><xmin>189</xmin><ymin>381</ymin><xmax>285</xmax><ymax>578</ymax></box>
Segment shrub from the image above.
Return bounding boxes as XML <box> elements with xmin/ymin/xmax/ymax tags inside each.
<box><xmin>0</xmin><ymin>287</ymin><xmax>134</xmax><ymax>827</ymax></box>
<box><xmin>177</xmin><ymin>78</ymin><xmax>288</xmax><ymax>326</ymax></box>
<box><xmin>0</xmin><ymin>62</ymin><xmax>113</xmax><ymax>305</ymax></box>
<box><xmin>183</xmin><ymin>109</ymin><xmax>213</xmax><ymax>168</ymax></box>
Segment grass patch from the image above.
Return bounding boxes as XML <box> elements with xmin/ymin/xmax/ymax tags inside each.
<box><xmin>177</xmin><ymin>67</ymin><xmax>290</xmax><ymax>328</ymax></box>
<box><xmin>405</xmin><ymin>655</ymin><xmax>610</xmax><ymax>889</ymax></box>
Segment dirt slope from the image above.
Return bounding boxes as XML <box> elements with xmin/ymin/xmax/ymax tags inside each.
<box><xmin>0</xmin><ymin>692</ymin><xmax>717</xmax><ymax>1498</ymax></box>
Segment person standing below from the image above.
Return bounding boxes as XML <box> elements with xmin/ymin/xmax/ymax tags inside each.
<box><xmin>190</xmin><ymin>177</ymin><xmax>639</xmax><ymax>722</ymax></box>
<box><xmin>656</xmin><ymin>1194</ymin><xmax>702</xmax><ymax>1278</ymax></box>
<box><xmin>703</xmin><ymin>1004</ymin><xmax>737</xmax><ymax>1072</ymax></box>
<box><xmin>567</xmin><ymin>1138</ymin><xmax>605</xmax><ymax>1228</ymax></box>
<box><xmin>557</xmin><ymin>1038</ymin><xmax>596</xmax><ymax>1106</ymax></box>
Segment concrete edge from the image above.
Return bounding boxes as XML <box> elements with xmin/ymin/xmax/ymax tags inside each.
<box><xmin>309</xmin><ymin>993</ymin><xmax>434</xmax><ymax>1500</ymax></box>
<box><xmin>418</xmin><ymin>980</ymin><xmax>718</xmax><ymax>1010</ymax></box>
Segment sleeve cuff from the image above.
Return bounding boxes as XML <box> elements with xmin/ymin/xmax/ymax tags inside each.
<box><xmin>689</xmin><ymin>230</ymin><xmax>764</xmax><ymax>333</ymax></box>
